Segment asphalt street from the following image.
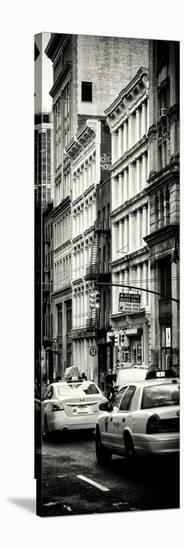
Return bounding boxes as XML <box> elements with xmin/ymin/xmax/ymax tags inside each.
<box><xmin>37</xmin><ymin>432</ymin><xmax>180</xmax><ymax>517</ymax></box>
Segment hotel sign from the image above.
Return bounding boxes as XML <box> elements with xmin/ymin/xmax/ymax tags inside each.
<box><xmin>119</xmin><ymin>292</ymin><xmax>141</xmax><ymax>313</ymax></box>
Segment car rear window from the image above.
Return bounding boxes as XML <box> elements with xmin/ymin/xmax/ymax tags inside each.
<box><xmin>56</xmin><ymin>384</ymin><xmax>75</xmax><ymax>397</ymax></box>
<box><xmin>79</xmin><ymin>383</ymin><xmax>100</xmax><ymax>395</ymax></box>
<box><xmin>141</xmin><ymin>384</ymin><xmax>180</xmax><ymax>409</ymax></box>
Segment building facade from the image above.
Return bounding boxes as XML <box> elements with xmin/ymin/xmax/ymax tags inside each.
<box><xmin>65</xmin><ymin>119</ymin><xmax>111</xmax><ymax>383</ymax></box>
<box><xmin>144</xmin><ymin>40</ymin><xmax>180</xmax><ymax>373</ymax></box>
<box><xmin>42</xmin><ymin>202</ymin><xmax>54</xmax><ymax>382</ymax></box>
<box><xmin>106</xmin><ymin>67</ymin><xmax>151</xmax><ymax>368</ymax></box>
<box><xmin>45</xmin><ymin>33</ymin><xmax>148</xmax><ymax>379</ymax></box>
<box><xmin>34</xmin><ymin>112</ymin><xmax>54</xmax><ymax>206</ymax></box>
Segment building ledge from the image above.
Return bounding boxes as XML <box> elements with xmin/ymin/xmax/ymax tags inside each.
<box><xmin>111</xmin><ymin>135</ymin><xmax>148</xmax><ymax>173</ymax></box>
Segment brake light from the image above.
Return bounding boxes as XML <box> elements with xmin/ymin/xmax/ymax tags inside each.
<box><xmin>146</xmin><ymin>414</ymin><xmax>163</xmax><ymax>434</ymax></box>
<box><xmin>52</xmin><ymin>402</ymin><xmax>64</xmax><ymax>412</ymax></box>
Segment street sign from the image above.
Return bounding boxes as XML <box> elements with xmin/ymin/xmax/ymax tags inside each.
<box><xmin>119</xmin><ymin>291</ymin><xmax>141</xmax><ymax>313</ymax></box>
<box><xmin>89</xmin><ymin>346</ymin><xmax>97</xmax><ymax>357</ymax></box>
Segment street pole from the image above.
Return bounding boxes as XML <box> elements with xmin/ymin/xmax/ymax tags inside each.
<box><xmin>95</xmin><ymin>282</ymin><xmax>179</xmax><ymax>303</ymax></box>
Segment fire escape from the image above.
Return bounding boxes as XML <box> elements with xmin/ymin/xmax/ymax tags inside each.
<box><xmin>85</xmin><ymin>219</ymin><xmax>111</xmax><ymax>334</ymax></box>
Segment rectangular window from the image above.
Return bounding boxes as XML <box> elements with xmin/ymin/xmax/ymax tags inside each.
<box><xmin>159</xmin><ymin>257</ymin><xmax>171</xmax><ymax>298</ymax></box>
<box><xmin>57</xmin><ymin>303</ymin><xmax>62</xmax><ymax>336</ymax></box>
<box><xmin>81</xmin><ymin>81</ymin><xmax>92</xmax><ymax>102</ymax></box>
<box><xmin>66</xmin><ymin>300</ymin><xmax>72</xmax><ymax>333</ymax></box>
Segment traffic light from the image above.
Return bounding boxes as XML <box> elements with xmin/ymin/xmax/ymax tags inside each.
<box><xmin>89</xmin><ymin>291</ymin><xmax>100</xmax><ymax>309</ymax></box>
<box><xmin>89</xmin><ymin>292</ymin><xmax>96</xmax><ymax>309</ymax></box>
<box><xmin>95</xmin><ymin>291</ymin><xmax>100</xmax><ymax>308</ymax></box>
<box><xmin>119</xmin><ymin>331</ymin><xmax>125</xmax><ymax>346</ymax></box>
<box><xmin>114</xmin><ymin>332</ymin><xmax>119</xmax><ymax>347</ymax></box>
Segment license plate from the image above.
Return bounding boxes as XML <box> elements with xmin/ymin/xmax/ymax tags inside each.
<box><xmin>76</xmin><ymin>406</ymin><xmax>88</xmax><ymax>414</ymax></box>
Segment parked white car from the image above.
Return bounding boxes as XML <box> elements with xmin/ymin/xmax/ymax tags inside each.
<box><xmin>42</xmin><ymin>381</ymin><xmax>107</xmax><ymax>438</ymax></box>
<box><xmin>96</xmin><ymin>376</ymin><xmax>179</xmax><ymax>464</ymax></box>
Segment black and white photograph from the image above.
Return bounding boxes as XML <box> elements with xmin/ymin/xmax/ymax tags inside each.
<box><xmin>1</xmin><ymin>2</ymin><xmax>183</xmax><ymax>548</ymax></box>
<box><xmin>34</xmin><ymin>31</ymin><xmax>180</xmax><ymax>518</ymax></box>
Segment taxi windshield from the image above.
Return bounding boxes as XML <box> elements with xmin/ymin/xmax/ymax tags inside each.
<box><xmin>141</xmin><ymin>384</ymin><xmax>180</xmax><ymax>409</ymax></box>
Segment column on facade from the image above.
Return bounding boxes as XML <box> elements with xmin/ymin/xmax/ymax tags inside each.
<box><xmin>137</xmin><ymin>264</ymin><xmax>142</xmax><ymax>306</ymax></box>
<box><xmin>75</xmin><ymin>291</ymin><xmax>78</xmax><ymax>327</ymax></box>
<box><xmin>128</xmin><ymin>164</ymin><xmax>132</xmax><ymax>198</ymax></box>
<box><xmin>80</xmin><ymin>287</ymin><xmax>83</xmax><ymax>327</ymax></box>
<box><xmin>124</xmin><ymin>168</ymin><xmax>128</xmax><ymax>201</ymax></box>
<box><xmin>123</xmin><ymin>216</ymin><xmax>128</xmax><ymax>254</ymax></box>
<box><xmin>116</xmin><ymin>176</ymin><xmax>120</xmax><ymax>208</ymax></box>
<box><xmin>119</xmin><ymin>173</ymin><xmax>124</xmax><ymax>206</ymax></box>
<box><xmin>142</xmin><ymin>261</ymin><xmax>148</xmax><ymax>308</ymax></box>
<box><xmin>137</xmin><ymin>208</ymin><xmax>141</xmax><ymax>249</ymax></box>
<box><xmin>128</xmin><ymin>115</ymin><xmax>133</xmax><ymax>149</ymax></box>
<box><xmin>73</xmin><ymin>292</ymin><xmax>76</xmax><ymax>328</ymax></box>
<box><xmin>112</xmin><ymin>222</ymin><xmax>117</xmax><ymax>261</ymax></box>
<box><xmin>142</xmin><ymin>152</ymin><xmax>147</xmax><ymax>189</ymax></box>
<box><xmin>136</xmin><ymin>157</ymin><xmax>141</xmax><ymax>194</ymax></box>
<box><xmin>118</xmin><ymin>125</ymin><xmax>124</xmax><ymax>158</ymax></box>
<box><xmin>88</xmin><ymin>160</ymin><xmax>92</xmax><ymax>188</ymax></box>
<box><xmin>78</xmin><ymin>289</ymin><xmax>81</xmax><ymax>327</ymax></box>
<box><xmin>142</xmin><ymin>204</ymin><xmax>148</xmax><ymax>243</ymax></box>
<box><xmin>112</xmin><ymin>131</ymin><xmax>118</xmax><ymax>164</ymax></box>
<box><xmin>84</xmin><ymin>202</ymin><xmax>88</xmax><ymax>231</ymax></box>
<box><xmin>128</xmin><ymin>213</ymin><xmax>133</xmax><ymax>253</ymax></box>
<box><xmin>119</xmin><ymin>269</ymin><xmax>124</xmax><ymax>291</ymax></box>
<box><xmin>123</xmin><ymin>120</ymin><xmax>127</xmax><ymax>152</ymax></box>
<box><xmin>124</xmin><ymin>267</ymin><xmax>129</xmax><ymax>290</ymax></box>
<box><xmin>81</xmin><ymin>243</ymin><xmax>84</xmax><ymax>278</ymax></box>
<box><xmin>147</xmin><ymin>260</ymin><xmax>150</xmax><ymax>308</ymax></box>
<box><xmin>84</xmin><ymin>241</ymin><xmax>88</xmax><ymax>273</ymax></box>
<box><xmin>92</xmin><ymin>195</ymin><xmax>96</xmax><ymax>224</ymax></box>
<box><xmin>73</xmin><ymin>211</ymin><xmax>76</xmax><ymax>236</ymax></box>
<box><xmin>135</xmin><ymin>107</ymin><xmax>141</xmax><ymax>142</ymax></box>
<box><xmin>92</xmin><ymin>155</ymin><xmax>96</xmax><ymax>184</ymax></box>
<box><xmin>118</xmin><ymin>220</ymin><xmax>123</xmax><ymax>255</ymax></box>
<box><xmin>142</xmin><ymin>101</ymin><xmax>147</xmax><ymax>135</ymax></box>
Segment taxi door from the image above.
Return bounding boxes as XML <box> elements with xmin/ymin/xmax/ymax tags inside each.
<box><xmin>113</xmin><ymin>385</ymin><xmax>137</xmax><ymax>453</ymax></box>
<box><xmin>102</xmin><ymin>387</ymin><xmax>128</xmax><ymax>449</ymax></box>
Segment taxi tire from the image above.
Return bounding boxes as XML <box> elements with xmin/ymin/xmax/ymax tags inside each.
<box><xmin>96</xmin><ymin>429</ymin><xmax>112</xmax><ymax>465</ymax></box>
<box><xmin>124</xmin><ymin>432</ymin><xmax>136</xmax><ymax>461</ymax></box>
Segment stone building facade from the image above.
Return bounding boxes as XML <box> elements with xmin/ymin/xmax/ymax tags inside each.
<box><xmin>106</xmin><ymin>67</ymin><xmax>151</xmax><ymax>368</ymax></box>
<box><xmin>144</xmin><ymin>40</ymin><xmax>180</xmax><ymax>372</ymax></box>
<box><xmin>45</xmin><ymin>33</ymin><xmax>148</xmax><ymax>379</ymax></box>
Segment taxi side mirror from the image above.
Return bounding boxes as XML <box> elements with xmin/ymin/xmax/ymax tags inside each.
<box><xmin>99</xmin><ymin>402</ymin><xmax>109</xmax><ymax>411</ymax></box>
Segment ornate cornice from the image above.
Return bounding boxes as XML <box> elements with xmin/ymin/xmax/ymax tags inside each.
<box><xmin>111</xmin><ymin>135</ymin><xmax>148</xmax><ymax>173</ymax></box>
<box><xmin>45</xmin><ymin>33</ymin><xmax>67</xmax><ymax>61</ymax></box>
<box><xmin>111</xmin><ymin>245</ymin><xmax>148</xmax><ymax>269</ymax></box>
<box><xmin>147</xmin><ymin>161</ymin><xmax>179</xmax><ymax>191</ymax></box>
<box><xmin>144</xmin><ymin>223</ymin><xmax>179</xmax><ymax>248</ymax></box>
<box><xmin>52</xmin><ymin>196</ymin><xmax>71</xmax><ymax>220</ymax></box>
<box><xmin>50</xmin><ymin>62</ymin><xmax>72</xmax><ymax>98</ymax></box>
<box><xmin>105</xmin><ymin>67</ymin><xmax>148</xmax><ymax>126</ymax></box>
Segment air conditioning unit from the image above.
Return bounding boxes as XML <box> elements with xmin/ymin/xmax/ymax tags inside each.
<box><xmin>160</xmin><ymin>108</ymin><xmax>167</xmax><ymax>118</ymax></box>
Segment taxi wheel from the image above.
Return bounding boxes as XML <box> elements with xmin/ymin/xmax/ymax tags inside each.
<box><xmin>96</xmin><ymin>429</ymin><xmax>112</xmax><ymax>465</ymax></box>
<box><xmin>124</xmin><ymin>432</ymin><xmax>135</xmax><ymax>461</ymax></box>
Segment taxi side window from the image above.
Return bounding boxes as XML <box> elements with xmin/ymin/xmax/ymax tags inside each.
<box><xmin>119</xmin><ymin>385</ymin><xmax>136</xmax><ymax>411</ymax></box>
<box><xmin>112</xmin><ymin>387</ymin><xmax>128</xmax><ymax>409</ymax></box>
